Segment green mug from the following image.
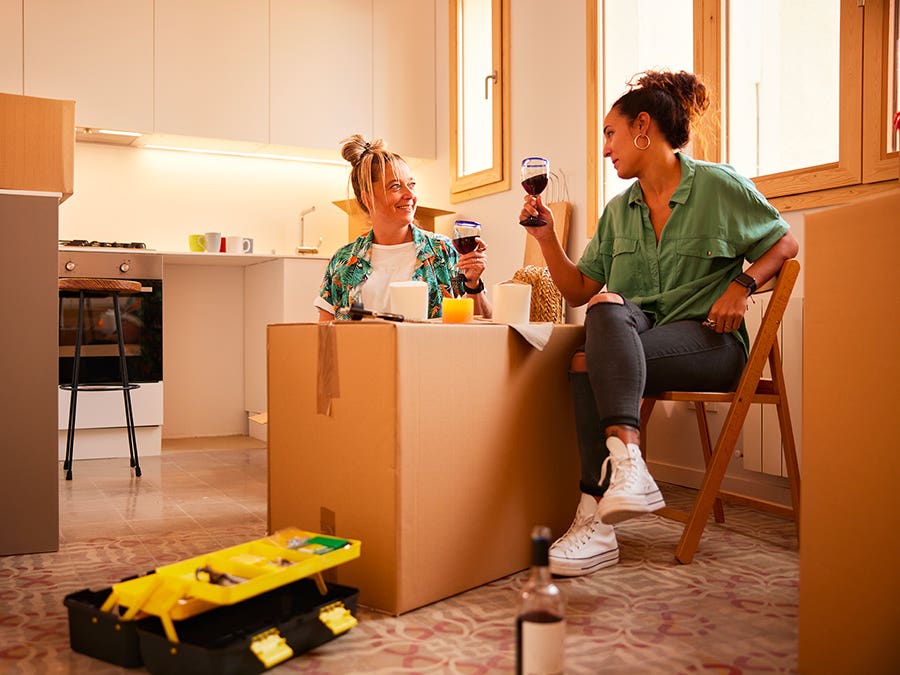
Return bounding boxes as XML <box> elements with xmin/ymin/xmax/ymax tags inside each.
<box><xmin>188</xmin><ymin>234</ymin><xmax>204</xmax><ymax>252</ymax></box>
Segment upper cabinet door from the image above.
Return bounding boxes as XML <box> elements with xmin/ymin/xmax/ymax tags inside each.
<box><xmin>270</xmin><ymin>0</ymin><xmax>373</xmax><ymax>150</ymax></box>
<box><xmin>373</xmin><ymin>0</ymin><xmax>436</xmax><ymax>158</ymax></box>
<box><xmin>23</xmin><ymin>0</ymin><xmax>153</xmax><ymax>131</ymax></box>
<box><xmin>0</xmin><ymin>0</ymin><xmax>23</xmax><ymax>94</ymax></box>
<box><xmin>155</xmin><ymin>0</ymin><xmax>268</xmax><ymax>143</ymax></box>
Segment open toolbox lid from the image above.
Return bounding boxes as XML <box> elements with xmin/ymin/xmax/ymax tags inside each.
<box><xmin>99</xmin><ymin>528</ymin><xmax>361</xmax><ymax>642</ymax></box>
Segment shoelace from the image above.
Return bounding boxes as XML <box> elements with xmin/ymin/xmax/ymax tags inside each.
<box><xmin>600</xmin><ymin>450</ymin><xmax>642</xmax><ymax>493</ymax></box>
<box><xmin>556</xmin><ymin>510</ymin><xmax>597</xmax><ymax>553</ymax></box>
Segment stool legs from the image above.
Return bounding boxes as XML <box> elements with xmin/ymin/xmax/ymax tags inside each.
<box><xmin>62</xmin><ymin>290</ymin><xmax>141</xmax><ymax>480</ymax></box>
<box><xmin>62</xmin><ymin>292</ymin><xmax>85</xmax><ymax>480</ymax></box>
<box><xmin>112</xmin><ymin>292</ymin><xmax>141</xmax><ymax>477</ymax></box>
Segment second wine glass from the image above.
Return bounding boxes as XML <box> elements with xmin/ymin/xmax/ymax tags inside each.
<box><xmin>452</xmin><ymin>220</ymin><xmax>481</xmax><ymax>288</ymax></box>
<box><xmin>520</xmin><ymin>157</ymin><xmax>550</xmax><ymax>227</ymax></box>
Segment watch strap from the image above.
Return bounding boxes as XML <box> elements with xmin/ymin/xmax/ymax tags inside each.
<box><xmin>464</xmin><ymin>279</ymin><xmax>485</xmax><ymax>294</ymax></box>
<box><xmin>733</xmin><ymin>272</ymin><xmax>757</xmax><ymax>294</ymax></box>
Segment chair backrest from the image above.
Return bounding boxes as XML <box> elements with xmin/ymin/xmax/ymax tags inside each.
<box><xmin>729</xmin><ymin>258</ymin><xmax>800</xmax><ymax>411</ymax></box>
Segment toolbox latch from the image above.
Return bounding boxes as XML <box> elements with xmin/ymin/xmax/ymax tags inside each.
<box><xmin>250</xmin><ymin>628</ymin><xmax>294</xmax><ymax>668</ymax></box>
<box><xmin>318</xmin><ymin>601</ymin><xmax>358</xmax><ymax>635</ymax></box>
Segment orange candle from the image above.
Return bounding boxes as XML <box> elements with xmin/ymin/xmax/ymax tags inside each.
<box><xmin>441</xmin><ymin>297</ymin><xmax>474</xmax><ymax>323</ymax></box>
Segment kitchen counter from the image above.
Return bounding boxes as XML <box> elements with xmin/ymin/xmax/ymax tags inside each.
<box><xmin>59</xmin><ymin>246</ymin><xmax>330</xmax><ymax>268</ymax></box>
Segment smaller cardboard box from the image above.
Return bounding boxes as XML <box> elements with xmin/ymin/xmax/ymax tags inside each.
<box><xmin>0</xmin><ymin>93</ymin><xmax>74</xmax><ymax>200</ymax></box>
<box><xmin>333</xmin><ymin>199</ymin><xmax>454</xmax><ymax>242</ymax></box>
<box><xmin>267</xmin><ymin>322</ymin><xmax>585</xmax><ymax>614</ymax></box>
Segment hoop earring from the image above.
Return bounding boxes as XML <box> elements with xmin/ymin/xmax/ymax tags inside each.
<box><xmin>633</xmin><ymin>133</ymin><xmax>650</xmax><ymax>151</ymax></box>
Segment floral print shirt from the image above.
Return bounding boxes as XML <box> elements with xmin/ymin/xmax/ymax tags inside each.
<box><xmin>318</xmin><ymin>226</ymin><xmax>464</xmax><ymax>320</ymax></box>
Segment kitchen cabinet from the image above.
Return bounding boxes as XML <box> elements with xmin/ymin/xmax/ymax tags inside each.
<box><xmin>0</xmin><ymin>0</ymin><xmax>23</xmax><ymax>94</ymax></box>
<box><xmin>154</xmin><ymin>0</ymin><xmax>268</xmax><ymax>143</ymax></box>
<box><xmin>244</xmin><ymin>257</ymin><xmax>328</xmax><ymax>438</ymax></box>
<box><xmin>373</xmin><ymin>0</ymin><xmax>436</xmax><ymax>158</ymax></box>
<box><xmin>23</xmin><ymin>0</ymin><xmax>154</xmax><ymax>132</ymax></box>
<box><xmin>269</xmin><ymin>0</ymin><xmax>373</xmax><ymax>149</ymax></box>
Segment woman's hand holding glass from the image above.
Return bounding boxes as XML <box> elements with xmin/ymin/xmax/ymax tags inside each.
<box><xmin>518</xmin><ymin>193</ymin><xmax>556</xmax><ymax>242</ymax></box>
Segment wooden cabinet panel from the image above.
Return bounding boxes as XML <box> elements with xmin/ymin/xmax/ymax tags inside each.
<box><xmin>0</xmin><ymin>0</ymin><xmax>23</xmax><ymax>94</ymax></box>
<box><xmin>155</xmin><ymin>0</ymin><xmax>268</xmax><ymax>143</ymax></box>
<box><xmin>270</xmin><ymin>0</ymin><xmax>372</xmax><ymax>149</ymax></box>
<box><xmin>373</xmin><ymin>0</ymin><xmax>436</xmax><ymax>158</ymax></box>
<box><xmin>23</xmin><ymin>0</ymin><xmax>153</xmax><ymax>131</ymax></box>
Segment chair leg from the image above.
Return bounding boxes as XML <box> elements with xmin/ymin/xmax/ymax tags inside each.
<box><xmin>63</xmin><ymin>292</ymin><xmax>86</xmax><ymax>481</ymax></box>
<box><xmin>769</xmin><ymin>342</ymin><xmax>800</xmax><ymax>533</ymax></box>
<box><xmin>112</xmin><ymin>294</ymin><xmax>141</xmax><ymax>478</ymax></box>
<box><xmin>638</xmin><ymin>399</ymin><xmax>656</xmax><ymax>458</ymax></box>
<box><xmin>675</xmin><ymin>397</ymin><xmax>754</xmax><ymax>564</ymax></box>
<box><xmin>694</xmin><ymin>403</ymin><xmax>726</xmax><ymax>524</ymax></box>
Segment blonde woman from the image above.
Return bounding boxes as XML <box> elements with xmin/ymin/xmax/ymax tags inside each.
<box><xmin>316</xmin><ymin>135</ymin><xmax>491</xmax><ymax>320</ymax></box>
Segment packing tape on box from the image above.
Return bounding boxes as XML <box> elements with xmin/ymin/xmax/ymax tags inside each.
<box><xmin>317</xmin><ymin>323</ymin><xmax>340</xmax><ymax>416</ymax></box>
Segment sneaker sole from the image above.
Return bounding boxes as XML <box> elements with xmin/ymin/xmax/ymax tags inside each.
<box><xmin>549</xmin><ymin>548</ymin><xmax>619</xmax><ymax>577</ymax></box>
<box><xmin>598</xmin><ymin>489</ymin><xmax>666</xmax><ymax>525</ymax></box>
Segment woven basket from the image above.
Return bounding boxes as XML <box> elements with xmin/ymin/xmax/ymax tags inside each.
<box><xmin>512</xmin><ymin>265</ymin><xmax>564</xmax><ymax>323</ymax></box>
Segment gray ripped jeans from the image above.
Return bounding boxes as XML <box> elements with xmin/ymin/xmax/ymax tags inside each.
<box><xmin>572</xmin><ymin>296</ymin><xmax>746</xmax><ymax>496</ymax></box>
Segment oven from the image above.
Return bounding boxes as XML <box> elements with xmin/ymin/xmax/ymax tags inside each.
<box><xmin>58</xmin><ymin>247</ymin><xmax>163</xmax><ymax>385</ymax></box>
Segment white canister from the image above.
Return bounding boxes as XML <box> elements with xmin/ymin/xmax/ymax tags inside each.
<box><xmin>389</xmin><ymin>281</ymin><xmax>429</xmax><ymax>321</ymax></box>
<box><xmin>493</xmin><ymin>282</ymin><xmax>532</xmax><ymax>324</ymax></box>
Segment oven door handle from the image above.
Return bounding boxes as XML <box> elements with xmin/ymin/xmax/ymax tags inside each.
<box><xmin>140</xmin><ymin>286</ymin><xmax>154</xmax><ymax>293</ymax></box>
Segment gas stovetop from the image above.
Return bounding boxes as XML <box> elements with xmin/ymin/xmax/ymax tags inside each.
<box><xmin>59</xmin><ymin>239</ymin><xmax>148</xmax><ymax>249</ymax></box>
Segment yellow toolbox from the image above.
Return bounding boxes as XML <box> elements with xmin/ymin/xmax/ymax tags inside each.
<box><xmin>64</xmin><ymin>528</ymin><xmax>361</xmax><ymax>673</ymax></box>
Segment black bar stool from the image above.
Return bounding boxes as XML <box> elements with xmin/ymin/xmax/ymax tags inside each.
<box><xmin>59</xmin><ymin>277</ymin><xmax>143</xmax><ymax>480</ymax></box>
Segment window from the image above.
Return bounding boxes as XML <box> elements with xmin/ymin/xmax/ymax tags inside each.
<box><xmin>587</xmin><ymin>0</ymin><xmax>899</xmax><ymax>231</ymax></box>
<box><xmin>449</xmin><ymin>0</ymin><xmax>510</xmax><ymax>203</ymax></box>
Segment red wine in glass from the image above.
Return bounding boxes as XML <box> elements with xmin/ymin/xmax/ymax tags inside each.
<box><xmin>452</xmin><ymin>220</ymin><xmax>481</xmax><ymax>287</ymax></box>
<box><xmin>520</xmin><ymin>157</ymin><xmax>550</xmax><ymax>227</ymax></box>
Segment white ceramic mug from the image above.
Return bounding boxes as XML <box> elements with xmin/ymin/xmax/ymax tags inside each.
<box><xmin>390</xmin><ymin>281</ymin><xmax>428</xmax><ymax>321</ymax></box>
<box><xmin>242</xmin><ymin>237</ymin><xmax>254</xmax><ymax>254</ymax></box>
<box><xmin>200</xmin><ymin>232</ymin><xmax>222</xmax><ymax>253</ymax></box>
<box><xmin>225</xmin><ymin>235</ymin><xmax>251</xmax><ymax>253</ymax></box>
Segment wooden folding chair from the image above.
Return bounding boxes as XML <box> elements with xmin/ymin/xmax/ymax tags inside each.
<box><xmin>640</xmin><ymin>259</ymin><xmax>801</xmax><ymax>564</ymax></box>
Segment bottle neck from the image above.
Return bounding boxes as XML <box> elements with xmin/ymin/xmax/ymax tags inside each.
<box><xmin>529</xmin><ymin>563</ymin><xmax>552</xmax><ymax>585</ymax></box>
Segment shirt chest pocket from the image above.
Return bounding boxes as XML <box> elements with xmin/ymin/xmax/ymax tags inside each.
<box><xmin>599</xmin><ymin>237</ymin><xmax>639</xmax><ymax>258</ymax></box>
<box><xmin>675</xmin><ymin>237</ymin><xmax>737</xmax><ymax>260</ymax></box>
<box><xmin>599</xmin><ymin>237</ymin><xmax>639</xmax><ymax>288</ymax></box>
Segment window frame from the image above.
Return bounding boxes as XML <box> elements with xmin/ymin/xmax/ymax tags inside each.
<box><xmin>449</xmin><ymin>0</ymin><xmax>511</xmax><ymax>203</ymax></box>
<box><xmin>586</xmin><ymin>0</ymin><xmax>899</xmax><ymax>232</ymax></box>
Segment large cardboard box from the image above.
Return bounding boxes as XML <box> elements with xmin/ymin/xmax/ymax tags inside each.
<box><xmin>800</xmin><ymin>189</ymin><xmax>900</xmax><ymax>672</ymax></box>
<box><xmin>333</xmin><ymin>199</ymin><xmax>454</xmax><ymax>241</ymax></box>
<box><xmin>0</xmin><ymin>93</ymin><xmax>74</xmax><ymax>201</ymax></box>
<box><xmin>267</xmin><ymin>322</ymin><xmax>585</xmax><ymax>614</ymax></box>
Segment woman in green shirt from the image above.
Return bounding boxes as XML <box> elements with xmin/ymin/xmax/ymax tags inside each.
<box><xmin>520</xmin><ymin>70</ymin><xmax>798</xmax><ymax>577</ymax></box>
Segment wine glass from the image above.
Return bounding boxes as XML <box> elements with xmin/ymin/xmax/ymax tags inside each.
<box><xmin>452</xmin><ymin>219</ymin><xmax>481</xmax><ymax>288</ymax></box>
<box><xmin>519</xmin><ymin>157</ymin><xmax>550</xmax><ymax>227</ymax></box>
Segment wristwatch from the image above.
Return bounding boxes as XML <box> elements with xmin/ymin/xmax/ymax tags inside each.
<box><xmin>464</xmin><ymin>279</ymin><xmax>485</xmax><ymax>294</ymax></box>
<box><xmin>733</xmin><ymin>272</ymin><xmax>757</xmax><ymax>295</ymax></box>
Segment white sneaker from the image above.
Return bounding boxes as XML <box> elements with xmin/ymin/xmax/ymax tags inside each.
<box><xmin>597</xmin><ymin>436</ymin><xmax>665</xmax><ymax>525</ymax></box>
<box><xmin>549</xmin><ymin>493</ymin><xmax>619</xmax><ymax>576</ymax></box>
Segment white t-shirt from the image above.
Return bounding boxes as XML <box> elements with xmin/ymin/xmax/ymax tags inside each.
<box><xmin>363</xmin><ymin>242</ymin><xmax>417</xmax><ymax>312</ymax></box>
<box><xmin>314</xmin><ymin>241</ymin><xmax>417</xmax><ymax>316</ymax></box>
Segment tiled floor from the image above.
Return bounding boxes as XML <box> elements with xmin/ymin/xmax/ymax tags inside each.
<box><xmin>0</xmin><ymin>441</ymin><xmax>799</xmax><ymax>674</ymax></box>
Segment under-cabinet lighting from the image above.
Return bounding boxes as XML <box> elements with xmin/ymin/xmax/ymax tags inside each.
<box><xmin>141</xmin><ymin>143</ymin><xmax>346</xmax><ymax>166</ymax></box>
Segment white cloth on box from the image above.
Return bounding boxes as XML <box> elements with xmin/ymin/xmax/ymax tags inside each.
<box><xmin>508</xmin><ymin>322</ymin><xmax>553</xmax><ymax>350</ymax></box>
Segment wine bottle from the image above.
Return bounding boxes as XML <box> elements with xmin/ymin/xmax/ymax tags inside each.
<box><xmin>516</xmin><ymin>525</ymin><xmax>565</xmax><ymax>675</ymax></box>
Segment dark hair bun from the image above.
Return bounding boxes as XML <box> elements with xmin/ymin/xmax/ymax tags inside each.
<box><xmin>614</xmin><ymin>70</ymin><xmax>710</xmax><ymax>150</ymax></box>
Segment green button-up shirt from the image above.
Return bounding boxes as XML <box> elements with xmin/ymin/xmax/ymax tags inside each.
<box><xmin>576</xmin><ymin>153</ymin><xmax>790</xmax><ymax>354</ymax></box>
<box><xmin>319</xmin><ymin>225</ymin><xmax>464</xmax><ymax>320</ymax></box>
